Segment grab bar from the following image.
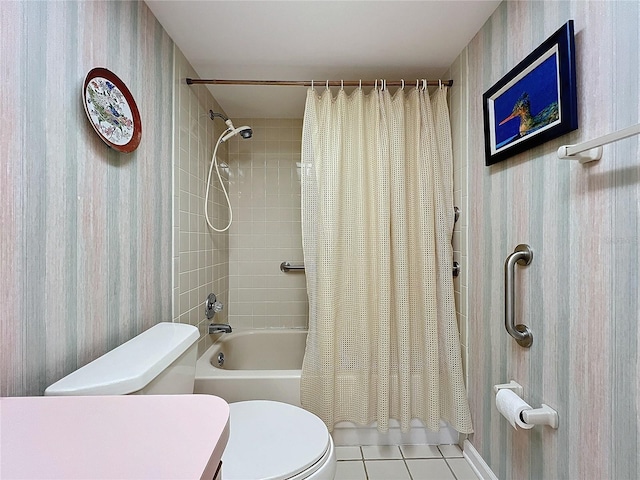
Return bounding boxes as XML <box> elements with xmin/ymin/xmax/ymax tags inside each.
<box><xmin>283</xmin><ymin>210</ymin><xmax>462</xmax><ymax>273</ymax></box>
<box><xmin>504</xmin><ymin>244</ymin><xmax>533</xmax><ymax>348</ymax></box>
<box><xmin>281</xmin><ymin>260</ymin><xmax>462</xmax><ymax>277</ymax></box>
<box><xmin>280</xmin><ymin>262</ymin><xmax>305</xmax><ymax>272</ymax></box>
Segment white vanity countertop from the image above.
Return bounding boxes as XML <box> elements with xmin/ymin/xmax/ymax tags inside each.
<box><xmin>0</xmin><ymin>394</ymin><xmax>230</xmax><ymax>480</ymax></box>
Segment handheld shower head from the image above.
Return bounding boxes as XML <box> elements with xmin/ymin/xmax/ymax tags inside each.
<box><xmin>209</xmin><ymin>110</ymin><xmax>252</xmax><ymax>141</ymax></box>
<box><xmin>221</xmin><ymin>125</ymin><xmax>253</xmax><ymax>142</ymax></box>
<box><xmin>205</xmin><ymin>110</ymin><xmax>252</xmax><ymax>233</ymax></box>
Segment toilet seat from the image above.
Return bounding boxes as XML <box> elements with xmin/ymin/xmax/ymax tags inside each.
<box><xmin>222</xmin><ymin>401</ymin><xmax>334</xmax><ymax>480</ymax></box>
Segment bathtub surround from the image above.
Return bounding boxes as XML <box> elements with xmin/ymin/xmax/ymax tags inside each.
<box><xmin>225</xmin><ymin>119</ymin><xmax>307</xmax><ymax>330</ymax></box>
<box><xmin>452</xmin><ymin>1</ymin><xmax>640</xmax><ymax>478</ymax></box>
<box><xmin>172</xmin><ymin>48</ymin><xmax>230</xmax><ymax>356</ymax></box>
<box><xmin>447</xmin><ymin>53</ymin><xmax>470</xmax><ymax>391</ymax></box>
<box><xmin>0</xmin><ymin>1</ymin><xmax>173</xmax><ymax>397</ymax></box>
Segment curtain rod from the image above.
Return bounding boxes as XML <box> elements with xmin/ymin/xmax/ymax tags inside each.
<box><xmin>186</xmin><ymin>78</ymin><xmax>453</xmax><ymax>87</ymax></box>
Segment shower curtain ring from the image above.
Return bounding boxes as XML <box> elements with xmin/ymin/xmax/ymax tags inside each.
<box><xmin>359</xmin><ymin>79</ymin><xmax>362</xmax><ymax>90</ymax></box>
<box><xmin>439</xmin><ymin>79</ymin><xmax>442</xmax><ymax>89</ymax></box>
<box><xmin>311</xmin><ymin>79</ymin><xmax>314</xmax><ymax>90</ymax></box>
<box><xmin>422</xmin><ymin>79</ymin><xmax>427</xmax><ymax>91</ymax></box>
<box><xmin>375</xmin><ymin>79</ymin><xmax>378</xmax><ymax>90</ymax></box>
<box><xmin>401</xmin><ymin>79</ymin><xmax>405</xmax><ymax>90</ymax></box>
<box><xmin>416</xmin><ymin>79</ymin><xmax>420</xmax><ymax>90</ymax></box>
<box><xmin>326</xmin><ymin>80</ymin><xmax>329</xmax><ymax>91</ymax></box>
<box><xmin>341</xmin><ymin>79</ymin><xmax>344</xmax><ymax>90</ymax></box>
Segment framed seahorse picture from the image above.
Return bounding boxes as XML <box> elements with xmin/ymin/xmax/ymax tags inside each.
<box><xmin>482</xmin><ymin>20</ymin><xmax>578</xmax><ymax>166</ymax></box>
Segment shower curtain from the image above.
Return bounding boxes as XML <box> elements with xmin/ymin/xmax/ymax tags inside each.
<box><xmin>300</xmin><ymin>85</ymin><xmax>473</xmax><ymax>434</ymax></box>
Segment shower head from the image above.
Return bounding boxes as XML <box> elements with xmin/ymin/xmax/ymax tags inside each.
<box><xmin>221</xmin><ymin>125</ymin><xmax>253</xmax><ymax>142</ymax></box>
<box><xmin>209</xmin><ymin>110</ymin><xmax>252</xmax><ymax>142</ymax></box>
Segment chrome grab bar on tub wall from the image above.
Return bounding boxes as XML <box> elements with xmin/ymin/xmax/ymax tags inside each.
<box><xmin>281</xmin><ymin>261</ymin><xmax>462</xmax><ymax>277</ymax></box>
<box><xmin>504</xmin><ymin>244</ymin><xmax>534</xmax><ymax>348</ymax></box>
<box><xmin>280</xmin><ymin>262</ymin><xmax>305</xmax><ymax>273</ymax></box>
<box><xmin>452</xmin><ymin>261</ymin><xmax>460</xmax><ymax>278</ymax></box>
<box><xmin>282</xmin><ymin>208</ymin><xmax>463</xmax><ymax>275</ymax></box>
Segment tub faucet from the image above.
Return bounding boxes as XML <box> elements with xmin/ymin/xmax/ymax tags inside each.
<box><xmin>209</xmin><ymin>323</ymin><xmax>232</xmax><ymax>335</ymax></box>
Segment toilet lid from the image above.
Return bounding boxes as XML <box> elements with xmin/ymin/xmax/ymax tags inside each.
<box><xmin>222</xmin><ymin>401</ymin><xmax>330</xmax><ymax>480</ymax></box>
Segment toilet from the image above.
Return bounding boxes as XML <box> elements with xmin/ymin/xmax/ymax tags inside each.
<box><xmin>45</xmin><ymin>322</ymin><xmax>336</xmax><ymax>480</ymax></box>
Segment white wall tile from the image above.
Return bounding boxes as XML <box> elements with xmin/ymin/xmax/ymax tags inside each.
<box><xmin>226</xmin><ymin>119</ymin><xmax>307</xmax><ymax>329</ymax></box>
<box><xmin>172</xmin><ymin>49</ymin><xmax>229</xmax><ymax>352</ymax></box>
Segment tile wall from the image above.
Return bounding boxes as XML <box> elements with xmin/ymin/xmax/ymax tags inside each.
<box><xmin>225</xmin><ymin>119</ymin><xmax>308</xmax><ymax>329</ymax></box>
<box><xmin>448</xmin><ymin>53</ymin><xmax>470</xmax><ymax>389</ymax></box>
<box><xmin>172</xmin><ymin>49</ymin><xmax>230</xmax><ymax>355</ymax></box>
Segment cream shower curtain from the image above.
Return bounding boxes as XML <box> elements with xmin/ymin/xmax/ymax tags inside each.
<box><xmin>300</xmin><ymin>85</ymin><xmax>472</xmax><ymax>434</ymax></box>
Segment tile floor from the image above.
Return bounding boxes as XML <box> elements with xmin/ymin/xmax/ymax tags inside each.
<box><xmin>334</xmin><ymin>444</ymin><xmax>479</xmax><ymax>480</ymax></box>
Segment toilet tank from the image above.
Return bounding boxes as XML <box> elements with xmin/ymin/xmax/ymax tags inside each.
<box><xmin>45</xmin><ymin>322</ymin><xmax>200</xmax><ymax>396</ymax></box>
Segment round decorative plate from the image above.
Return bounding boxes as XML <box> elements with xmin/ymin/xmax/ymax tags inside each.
<box><xmin>83</xmin><ymin>67</ymin><xmax>142</xmax><ymax>153</ymax></box>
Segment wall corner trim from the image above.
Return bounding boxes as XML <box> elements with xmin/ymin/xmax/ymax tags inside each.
<box><xmin>463</xmin><ymin>440</ymin><xmax>499</xmax><ymax>480</ymax></box>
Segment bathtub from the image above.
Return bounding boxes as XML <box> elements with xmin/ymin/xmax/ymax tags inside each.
<box><xmin>195</xmin><ymin>329</ymin><xmax>306</xmax><ymax>406</ymax></box>
<box><xmin>195</xmin><ymin>328</ymin><xmax>459</xmax><ymax>446</ymax></box>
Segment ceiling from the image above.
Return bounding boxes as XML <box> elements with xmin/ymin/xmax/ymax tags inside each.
<box><xmin>145</xmin><ymin>1</ymin><xmax>501</xmax><ymax>119</ymax></box>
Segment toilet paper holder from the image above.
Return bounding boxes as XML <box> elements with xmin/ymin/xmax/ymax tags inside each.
<box><xmin>494</xmin><ymin>381</ymin><xmax>559</xmax><ymax>429</ymax></box>
<box><xmin>493</xmin><ymin>380</ymin><xmax>523</xmax><ymax>396</ymax></box>
<box><xmin>520</xmin><ymin>404</ymin><xmax>559</xmax><ymax>429</ymax></box>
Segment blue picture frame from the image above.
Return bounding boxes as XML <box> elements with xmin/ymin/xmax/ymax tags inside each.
<box><xmin>483</xmin><ymin>20</ymin><xmax>578</xmax><ymax>166</ymax></box>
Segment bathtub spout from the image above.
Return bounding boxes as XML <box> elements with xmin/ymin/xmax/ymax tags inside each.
<box><xmin>209</xmin><ymin>323</ymin><xmax>232</xmax><ymax>335</ymax></box>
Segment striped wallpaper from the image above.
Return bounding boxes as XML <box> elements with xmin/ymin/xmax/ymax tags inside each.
<box><xmin>454</xmin><ymin>1</ymin><xmax>639</xmax><ymax>478</ymax></box>
<box><xmin>3</xmin><ymin>6</ymin><xmax>638</xmax><ymax>475</ymax></box>
<box><xmin>0</xmin><ymin>1</ymin><xmax>173</xmax><ymax>396</ymax></box>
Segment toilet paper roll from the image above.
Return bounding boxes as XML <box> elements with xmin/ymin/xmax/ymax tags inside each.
<box><xmin>496</xmin><ymin>388</ymin><xmax>534</xmax><ymax>430</ymax></box>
